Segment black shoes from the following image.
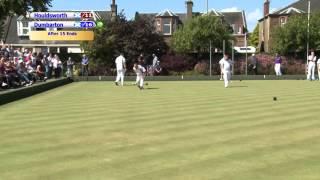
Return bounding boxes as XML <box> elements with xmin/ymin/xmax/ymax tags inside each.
<box><xmin>137</xmin><ymin>85</ymin><xmax>144</xmax><ymax>90</ymax></box>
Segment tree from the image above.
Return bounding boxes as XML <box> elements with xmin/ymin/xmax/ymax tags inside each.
<box><xmin>82</xmin><ymin>13</ymin><xmax>167</xmax><ymax>69</ymax></box>
<box><xmin>172</xmin><ymin>15</ymin><xmax>233</xmax><ymax>54</ymax></box>
<box><xmin>272</xmin><ymin>12</ymin><xmax>320</xmax><ymax>54</ymax></box>
<box><xmin>249</xmin><ymin>24</ymin><xmax>259</xmax><ymax>48</ymax></box>
<box><xmin>0</xmin><ymin>0</ymin><xmax>52</xmax><ymax>37</ymax></box>
<box><xmin>0</xmin><ymin>0</ymin><xmax>51</xmax><ymax>17</ymax></box>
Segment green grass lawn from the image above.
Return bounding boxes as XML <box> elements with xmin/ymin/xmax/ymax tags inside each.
<box><xmin>1</xmin><ymin>80</ymin><xmax>320</xmax><ymax>180</ymax></box>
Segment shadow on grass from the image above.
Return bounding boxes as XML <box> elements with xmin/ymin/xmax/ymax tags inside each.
<box><xmin>144</xmin><ymin>87</ymin><xmax>160</xmax><ymax>90</ymax></box>
<box><xmin>228</xmin><ymin>86</ymin><xmax>248</xmax><ymax>88</ymax></box>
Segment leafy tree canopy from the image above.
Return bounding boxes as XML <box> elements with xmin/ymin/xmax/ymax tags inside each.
<box><xmin>172</xmin><ymin>15</ymin><xmax>233</xmax><ymax>54</ymax></box>
<box><xmin>272</xmin><ymin>12</ymin><xmax>320</xmax><ymax>54</ymax></box>
<box><xmin>249</xmin><ymin>24</ymin><xmax>259</xmax><ymax>48</ymax></box>
<box><xmin>0</xmin><ymin>0</ymin><xmax>52</xmax><ymax>38</ymax></box>
<box><xmin>82</xmin><ymin>13</ymin><xmax>168</xmax><ymax>67</ymax></box>
<box><xmin>0</xmin><ymin>0</ymin><xmax>52</xmax><ymax>17</ymax></box>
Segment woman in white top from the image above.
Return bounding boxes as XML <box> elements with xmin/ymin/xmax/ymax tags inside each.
<box><xmin>47</xmin><ymin>53</ymin><xmax>54</xmax><ymax>79</ymax></box>
<box><xmin>52</xmin><ymin>54</ymin><xmax>61</xmax><ymax>78</ymax></box>
<box><xmin>307</xmin><ymin>51</ymin><xmax>317</xmax><ymax>81</ymax></box>
<box><xmin>317</xmin><ymin>58</ymin><xmax>320</xmax><ymax>81</ymax></box>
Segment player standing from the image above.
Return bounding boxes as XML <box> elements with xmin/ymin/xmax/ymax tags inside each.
<box><xmin>66</xmin><ymin>57</ymin><xmax>74</xmax><ymax>78</ymax></box>
<box><xmin>249</xmin><ymin>54</ymin><xmax>258</xmax><ymax>75</ymax></box>
<box><xmin>81</xmin><ymin>54</ymin><xmax>89</xmax><ymax>76</ymax></box>
<box><xmin>318</xmin><ymin>57</ymin><xmax>320</xmax><ymax>81</ymax></box>
<box><xmin>115</xmin><ymin>53</ymin><xmax>126</xmax><ymax>86</ymax></box>
<box><xmin>274</xmin><ymin>53</ymin><xmax>282</xmax><ymax>76</ymax></box>
<box><xmin>307</xmin><ymin>50</ymin><xmax>316</xmax><ymax>81</ymax></box>
<box><xmin>151</xmin><ymin>53</ymin><xmax>162</xmax><ymax>76</ymax></box>
<box><xmin>133</xmin><ymin>61</ymin><xmax>146</xmax><ymax>90</ymax></box>
<box><xmin>219</xmin><ymin>57</ymin><xmax>224</xmax><ymax>80</ymax></box>
<box><xmin>221</xmin><ymin>54</ymin><xmax>233</xmax><ymax>88</ymax></box>
<box><xmin>152</xmin><ymin>54</ymin><xmax>159</xmax><ymax>67</ymax></box>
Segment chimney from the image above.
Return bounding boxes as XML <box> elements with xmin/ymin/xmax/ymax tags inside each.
<box><xmin>186</xmin><ymin>0</ymin><xmax>193</xmax><ymax>19</ymax></box>
<box><xmin>111</xmin><ymin>0</ymin><xmax>117</xmax><ymax>21</ymax></box>
<box><xmin>264</xmin><ymin>0</ymin><xmax>270</xmax><ymax>16</ymax></box>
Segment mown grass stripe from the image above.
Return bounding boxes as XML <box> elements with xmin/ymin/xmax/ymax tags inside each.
<box><xmin>1</xmin><ymin>121</ymin><xmax>319</xmax><ymax>179</ymax></box>
<box><xmin>1</xmin><ymin>112</ymin><xmax>319</xmax><ymax>172</ymax></box>
<box><xmin>1</xmin><ymin>81</ymin><xmax>320</xmax><ymax>180</ymax></box>
<box><xmin>1</xmin><ymin>99</ymin><xmax>316</xmax><ymax>143</ymax></box>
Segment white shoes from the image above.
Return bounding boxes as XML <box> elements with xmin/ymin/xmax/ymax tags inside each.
<box><xmin>2</xmin><ymin>82</ymin><xmax>8</xmax><ymax>87</ymax></box>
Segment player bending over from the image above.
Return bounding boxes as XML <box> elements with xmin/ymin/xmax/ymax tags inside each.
<box><xmin>221</xmin><ymin>54</ymin><xmax>233</xmax><ymax>88</ymax></box>
<box><xmin>134</xmin><ymin>54</ymin><xmax>144</xmax><ymax>85</ymax></box>
<box><xmin>133</xmin><ymin>62</ymin><xmax>146</xmax><ymax>90</ymax></box>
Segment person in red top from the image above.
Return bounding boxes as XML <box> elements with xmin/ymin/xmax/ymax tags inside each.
<box><xmin>0</xmin><ymin>57</ymin><xmax>8</xmax><ymax>88</ymax></box>
<box><xmin>36</xmin><ymin>63</ymin><xmax>47</xmax><ymax>81</ymax></box>
<box><xmin>4</xmin><ymin>60</ymin><xmax>20</xmax><ymax>87</ymax></box>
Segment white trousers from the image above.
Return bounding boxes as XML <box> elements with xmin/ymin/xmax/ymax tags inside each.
<box><xmin>275</xmin><ymin>64</ymin><xmax>282</xmax><ymax>76</ymax></box>
<box><xmin>318</xmin><ymin>64</ymin><xmax>320</xmax><ymax>80</ymax></box>
<box><xmin>67</xmin><ymin>68</ymin><xmax>72</xmax><ymax>78</ymax></box>
<box><xmin>136</xmin><ymin>74</ymin><xmax>144</xmax><ymax>87</ymax></box>
<box><xmin>307</xmin><ymin>62</ymin><xmax>316</xmax><ymax>80</ymax></box>
<box><xmin>115</xmin><ymin>69</ymin><xmax>125</xmax><ymax>86</ymax></box>
<box><xmin>223</xmin><ymin>71</ymin><xmax>231</xmax><ymax>88</ymax></box>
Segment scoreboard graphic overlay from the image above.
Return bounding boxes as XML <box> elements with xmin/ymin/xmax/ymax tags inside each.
<box><xmin>29</xmin><ymin>12</ymin><xmax>97</xmax><ymax>41</ymax></box>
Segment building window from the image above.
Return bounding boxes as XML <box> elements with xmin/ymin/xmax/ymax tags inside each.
<box><xmin>231</xmin><ymin>24</ymin><xmax>236</xmax><ymax>34</ymax></box>
<box><xmin>172</xmin><ymin>19</ymin><xmax>176</xmax><ymax>33</ymax></box>
<box><xmin>162</xmin><ymin>19</ymin><xmax>172</xmax><ymax>35</ymax></box>
<box><xmin>22</xmin><ymin>21</ymin><xmax>29</xmax><ymax>28</ymax></box>
<box><xmin>23</xmin><ymin>29</ymin><xmax>29</xmax><ymax>34</ymax></box>
<box><xmin>17</xmin><ymin>21</ymin><xmax>30</xmax><ymax>36</ymax></box>
<box><xmin>280</xmin><ymin>17</ymin><xmax>287</xmax><ymax>27</ymax></box>
<box><xmin>238</xmin><ymin>26</ymin><xmax>242</xmax><ymax>34</ymax></box>
<box><xmin>156</xmin><ymin>19</ymin><xmax>161</xmax><ymax>32</ymax></box>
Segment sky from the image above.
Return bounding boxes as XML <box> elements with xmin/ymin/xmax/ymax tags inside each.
<box><xmin>50</xmin><ymin>0</ymin><xmax>298</xmax><ymax>32</ymax></box>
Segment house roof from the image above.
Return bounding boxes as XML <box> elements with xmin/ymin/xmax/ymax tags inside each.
<box><xmin>278</xmin><ymin>7</ymin><xmax>305</xmax><ymax>15</ymax></box>
<box><xmin>136</xmin><ymin>10</ymin><xmax>246</xmax><ymax>27</ymax></box>
<box><xmin>2</xmin><ymin>16</ymin><xmax>20</xmax><ymax>45</ymax></box>
<box><xmin>156</xmin><ymin>9</ymin><xmax>177</xmax><ymax>17</ymax></box>
<box><xmin>136</xmin><ymin>12</ymin><xmax>190</xmax><ymax>24</ymax></box>
<box><xmin>259</xmin><ymin>0</ymin><xmax>320</xmax><ymax>21</ymax></box>
<box><xmin>221</xmin><ymin>11</ymin><xmax>247</xmax><ymax>28</ymax></box>
<box><xmin>272</xmin><ymin>0</ymin><xmax>320</xmax><ymax>15</ymax></box>
<box><xmin>202</xmin><ymin>9</ymin><xmax>224</xmax><ymax>16</ymax></box>
<box><xmin>1</xmin><ymin>11</ymin><xmax>111</xmax><ymax>45</ymax></box>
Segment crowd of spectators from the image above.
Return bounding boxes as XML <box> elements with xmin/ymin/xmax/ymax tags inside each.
<box><xmin>0</xmin><ymin>45</ymin><xmax>63</xmax><ymax>90</ymax></box>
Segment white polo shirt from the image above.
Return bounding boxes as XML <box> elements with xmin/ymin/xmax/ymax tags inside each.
<box><xmin>308</xmin><ymin>55</ymin><xmax>317</xmax><ymax>64</ymax></box>
<box><xmin>115</xmin><ymin>55</ymin><xmax>126</xmax><ymax>70</ymax></box>
<box><xmin>221</xmin><ymin>59</ymin><xmax>232</xmax><ymax>72</ymax></box>
<box><xmin>133</xmin><ymin>65</ymin><xmax>146</xmax><ymax>76</ymax></box>
<box><xmin>219</xmin><ymin>58</ymin><xmax>224</xmax><ymax>67</ymax></box>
